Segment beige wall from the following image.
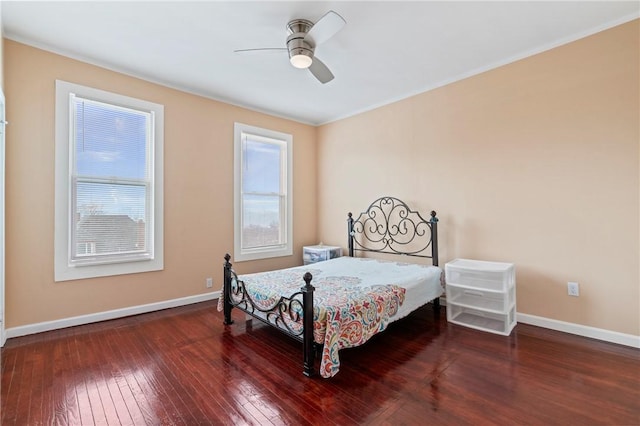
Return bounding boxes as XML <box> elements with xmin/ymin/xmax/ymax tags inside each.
<box><xmin>4</xmin><ymin>40</ymin><xmax>317</xmax><ymax>328</ymax></box>
<box><xmin>317</xmin><ymin>21</ymin><xmax>639</xmax><ymax>335</ymax></box>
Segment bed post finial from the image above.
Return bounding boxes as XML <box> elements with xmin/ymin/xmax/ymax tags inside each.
<box><xmin>302</xmin><ymin>272</ymin><xmax>313</xmax><ymax>290</ymax></box>
<box><xmin>301</xmin><ymin>272</ymin><xmax>315</xmax><ymax>377</ymax></box>
<box><xmin>223</xmin><ymin>253</ymin><xmax>234</xmax><ymax>325</ymax></box>
<box><xmin>347</xmin><ymin>212</ymin><xmax>354</xmax><ymax>257</ymax></box>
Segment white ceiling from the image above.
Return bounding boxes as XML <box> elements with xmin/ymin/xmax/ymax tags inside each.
<box><xmin>2</xmin><ymin>1</ymin><xmax>638</xmax><ymax>125</ymax></box>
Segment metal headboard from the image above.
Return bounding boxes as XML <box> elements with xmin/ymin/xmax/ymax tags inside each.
<box><xmin>347</xmin><ymin>196</ymin><xmax>439</xmax><ymax>266</ymax></box>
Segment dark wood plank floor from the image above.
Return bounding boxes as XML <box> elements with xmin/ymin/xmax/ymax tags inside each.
<box><xmin>2</xmin><ymin>300</ymin><xmax>639</xmax><ymax>425</ymax></box>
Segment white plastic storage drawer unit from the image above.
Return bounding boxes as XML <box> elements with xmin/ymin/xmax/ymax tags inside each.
<box><xmin>445</xmin><ymin>259</ymin><xmax>516</xmax><ymax>335</ymax></box>
<box><xmin>303</xmin><ymin>245</ymin><xmax>342</xmax><ymax>265</ymax></box>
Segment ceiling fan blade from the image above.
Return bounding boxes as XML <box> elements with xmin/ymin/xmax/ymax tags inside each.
<box><xmin>304</xmin><ymin>10</ymin><xmax>346</xmax><ymax>47</ymax></box>
<box><xmin>308</xmin><ymin>57</ymin><xmax>334</xmax><ymax>84</ymax></box>
<box><xmin>234</xmin><ymin>48</ymin><xmax>287</xmax><ymax>54</ymax></box>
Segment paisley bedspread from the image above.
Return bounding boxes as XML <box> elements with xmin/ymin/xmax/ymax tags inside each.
<box><xmin>220</xmin><ymin>257</ymin><xmax>442</xmax><ymax>378</ymax></box>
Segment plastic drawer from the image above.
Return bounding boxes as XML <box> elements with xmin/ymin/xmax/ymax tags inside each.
<box><xmin>446</xmin><ymin>284</ymin><xmax>516</xmax><ymax>313</ymax></box>
<box><xmin>447</xmin><ymin>304</ymin><xmax>516</xmax><ymax>336</ymax></box>
<box><xmin>445</xmin><ymin>259</ymin><xmax>515</xmax><ymax>292</ymax></box>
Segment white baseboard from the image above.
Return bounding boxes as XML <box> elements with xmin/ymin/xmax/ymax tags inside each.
<box><xmin>517</xmin><ymin>313</ymin><xmax>640</xmax><ymax>349</ymax></box>
<box><xmin>5</xmin><ymin>291</ymin><xmax>221</xmax><ymax>340</ymax></box>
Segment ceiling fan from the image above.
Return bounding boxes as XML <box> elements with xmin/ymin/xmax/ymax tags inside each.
<box><xmin>234</xmin><ymin>10</ymin><xmax>346</xmax><ymax>84</ymax></box>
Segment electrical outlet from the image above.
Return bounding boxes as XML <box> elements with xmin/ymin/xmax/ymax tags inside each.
<box><xmin>206</xmin><ymin>277</ymin><xmax>213</xmax><ymax>288</ymax></box>
<box><xmin>567</xmin><ymin>281</ymin><xmax>579</xmax><ymax>297</ymax></box>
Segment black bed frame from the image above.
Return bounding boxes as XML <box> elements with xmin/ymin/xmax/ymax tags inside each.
<box><xmin>222</xmin><ymin>196</ymin><xmax>440</xmax><ymax>377</ymax></box>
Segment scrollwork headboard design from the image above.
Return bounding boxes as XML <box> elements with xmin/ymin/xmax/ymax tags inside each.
<box><xmin>347</xmin><ymin>196</ymin><xmax>439</xmax><ymax>266</ymax></box>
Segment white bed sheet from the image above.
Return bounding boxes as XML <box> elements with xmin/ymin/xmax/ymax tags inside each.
<box><xmin>287</xmin><ymin>256</ymin><xmax>443</xmax><ymax>320</ymax></box>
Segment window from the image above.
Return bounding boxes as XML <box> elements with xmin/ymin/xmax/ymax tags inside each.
<box><xmin>234</xmin><ymin>123</ymin><xmax>292</xmax><ymax>261</ymax></box>
<box><xmin>55</xmin><ymin>81</ymin><xmax>163</xmax><ymax>281</ymax></box>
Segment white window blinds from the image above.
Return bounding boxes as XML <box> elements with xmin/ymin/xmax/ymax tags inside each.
<box><xmin>240</xmin><ymin>133</ymin><xmax>287</xmax><ymax>250</ymax></box>
<box><xmin>69</xmin><ymin>95</ymin><xmax>153</xmax><ymax>264</ymax></box>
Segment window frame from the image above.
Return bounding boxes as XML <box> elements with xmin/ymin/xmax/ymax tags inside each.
<box><xmin>233</xmin><ymin>122</ymin><xmax>293</xmax><ymax>262</ymax></box>
<box><xmin>54</xmin><ymin>80</ymin><xmax>164</xmax><ymax>281</ymax></box>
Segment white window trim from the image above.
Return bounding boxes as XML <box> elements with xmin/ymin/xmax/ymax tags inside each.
<box><xmin>54</xmin><ymin>80</ymin><xmax>164</xmax><ymax>281</ymax></box>
<box><xmin>233</xmin><ymin>122</ymin><xmax>293</xmax><ymax>262</ymax></box>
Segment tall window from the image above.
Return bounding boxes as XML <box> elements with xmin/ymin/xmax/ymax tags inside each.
<box><xmin>234</xmin><ymin>123</ymin><xmax>292</xmax><ymax>261</ymax></box>
<box><xmin>55</xmin><ymin>81</ymin><xmax>164</xmax><ymax>281</ymax></box>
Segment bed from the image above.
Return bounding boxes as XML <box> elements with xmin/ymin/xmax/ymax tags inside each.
<box><xmin>220</xmin><ymin>196</ymin><xmax>443</xmax><ymax>378</ymax></box>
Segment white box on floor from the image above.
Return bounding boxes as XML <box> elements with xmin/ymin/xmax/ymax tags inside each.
<box><xmin>445</xmin><ymin>259</ymin><xmax>516</xmax><ymax>335</ymax></box>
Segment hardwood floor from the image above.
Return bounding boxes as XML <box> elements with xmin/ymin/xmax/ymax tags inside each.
<box><xmin>1</xmin><ymin>300</ymin><xmax>639</xmax><ymax>425</ymax></box>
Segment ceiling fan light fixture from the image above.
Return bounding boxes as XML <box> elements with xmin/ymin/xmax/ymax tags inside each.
<box><xmin>236</xmin><ymin>11</ymin><xmax>345</xmax><ymax>83</ymax></box>
<box><xmin>290</xmin><ymin>53</ymin><xmax>313</xmax><ymax>69</ymax></box>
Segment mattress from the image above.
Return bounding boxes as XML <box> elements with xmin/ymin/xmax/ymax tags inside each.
<box><xmin>293</xmin><ymin>256</ymin><xmax>443</xmax><ymax>320</ymax></box>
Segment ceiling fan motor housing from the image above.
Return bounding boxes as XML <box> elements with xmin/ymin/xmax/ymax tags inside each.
<box><xmin>286</xmin><ymin>19</ymin><xmax>314</xmax><ymax>64</ymax></box>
